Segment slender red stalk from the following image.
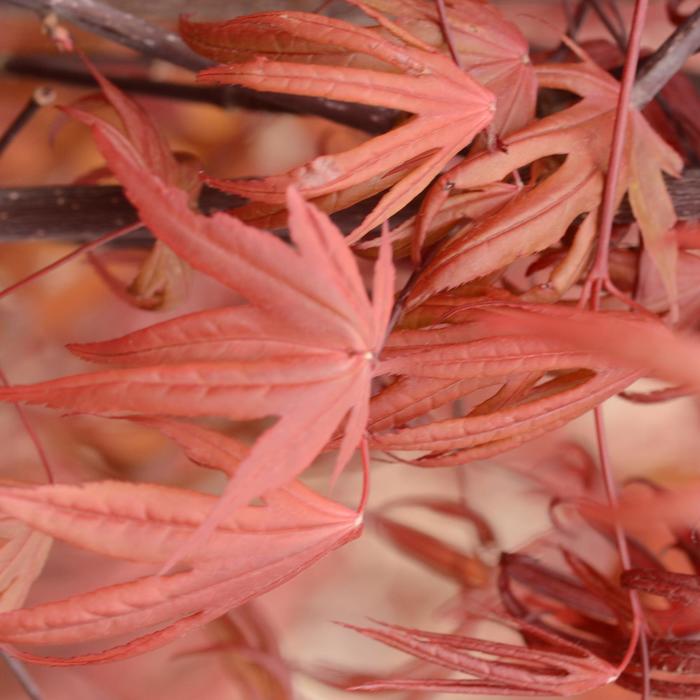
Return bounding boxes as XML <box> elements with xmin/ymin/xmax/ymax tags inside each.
<box><xmin>0</xmin><ymin>221</ymin><xmax>141</xmax><ymax>301</ymax></box>
<box><xmin>0</xmin><ymin>369</ymin><xmax>54</xmax><ymax>484</ymax></box>
<box><xmin>594</xmin><ymin>406</ymin><xmax>649</xmax><ymax>697</ymax></box>
<box><xmin>583</xmin><ymin>0</ymin><xmax>649</xmax><ymax>309</ymax></box>
<box><xmin>583</xmin><ymin>1</ymin><xmax>652</xmax><ymax>695</ymax></box>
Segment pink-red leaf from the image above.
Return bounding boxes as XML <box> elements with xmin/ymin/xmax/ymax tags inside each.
<box><xmin>0</xmin><ymin>480</ymin><xmax>360</xmax><ymax>662</ymax></box>
<box><xmin>183</xmin><ymin>10</ymin><xmax>495</xmax><ymax>242</ymax></box>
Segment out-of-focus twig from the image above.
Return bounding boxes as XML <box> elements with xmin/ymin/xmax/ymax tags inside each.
<box><xmin>5</xmin><ymin>0</ymin><xmax>400</xmax><ymax>133</ymax></box>
<box><xmin>6</xmin><ymin>170</ymin><xmax>700</xmax><ymax>243</ymax></box>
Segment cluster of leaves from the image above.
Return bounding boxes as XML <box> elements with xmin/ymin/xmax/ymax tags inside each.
<box><xmin>2</xmin><ymin>0</ymin><xmax>700</xmax><ymax>698</ymax></box>
<box><xmin>336</xmin><ymin>477</ymin><xmax>700</xmax><ymax>698</ymax></box>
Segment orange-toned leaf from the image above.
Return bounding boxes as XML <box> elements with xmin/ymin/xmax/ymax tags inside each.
<box><xmin>361</xmin><ymin>0</ymin><xmax>537</xmax><ymax>136</ymax></box>
<box><xmin>0</xmin><ymin>480</ymin><xmax>361</xmax><ymax>663</ymax></box>
<box><xmin>181</xmin><ymin>10</ymin><xmax>495</xmax><ymax>242</ymax></box>
<box><xmin>408</xmin><ymin>60</ymin><xmax>681</xmax><ymax>302</ymax></box>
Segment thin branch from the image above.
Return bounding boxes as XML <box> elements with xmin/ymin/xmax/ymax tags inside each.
<box><xmin>5</xmin><ymin>0</ymin><xmax>399</xmax><ymax>133</ymax></box>
<box><xmin>6</xmin><ymin>170</ymin><xmax>700</xmax><ymax>243</ymax></box>
<box><xmin>589</xmin><ymin>0</ymin><xmax>627</xmax><ymax>51</ymax></box>
<box><xmin>7</xmin><ymin>0</ymin><xmax>207</xmax><ymax>71</ymax></box>
<box><xmin>0</xmin><ymin>368</ymin><xmax>54</xmax><ymax>482</ymax></box>
<box><xmin>0</xmin><ymin>184</ymin><xmax>422</xmax><ymax>242</ymax></box>
<box><xmin>434</xmin><ymin>0</ymin><xmax>462</xmax><ymax>68</ymax></box>
<box><xmin>0</xmin><ymin>185</ymin><xmax>240</xmax><ymax>242</ymax></box>
<box><xmin>632</xmin><ymin>7</ymin><xmax>700</xmax><ymax>109</ymax></box>
<box><xmin>0</xmin><ymin>221</ymin><xmax>141</xmax><ymax>298</ymax></box>
<box><xmin>585</xmin><ymin>0</ymin><xmax>649</xmax><ymax>300</ymax></box>
<box><xmin>551</xmin><ymin>0</ymin><xmax>590</xmax><ymax>62</ymax></box>
<box><xmin>3</xmin><ymin>55</ymin><xmax>255</xmax><ymax>110</ymax></box>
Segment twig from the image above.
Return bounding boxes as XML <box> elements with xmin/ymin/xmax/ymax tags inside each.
<box><xmin>0</xmin><ymin>221</ymin><xmax>141</xmax><ymax>298</ymax></box>
<box><xmin>1</xmin><ymin>651</ymin><xmax>43</xmax><ymax>700</ymax></box>
<box><xmin>632</xmin><ymin>7</ymin><xmax>700</xmax><ymax>109</ymax></box>
<box><xmin>7</xmin><ymin>0</ymin><xmax>208</xmax><ymax>70</ymax></box>
<box><xmin>563</xmin><ymin>0</ymin><xmax>590</xmax><ymax>39</ymax></box>
<box><xmin>3</xmin><ymin>55</ymin><xmax>255</xmax><ymax>110</ymax></box>
<box><xmin>7</xmin><ymin>171</ymin><xmax>700</xmax><ymax>243</ymax></box>
<box><xmin>551</xmin><ymin>0</ymin><xmax>590</xmax><ymax>62</ymax></box>
<box><xmin>0</xmin><ymin>184</ymin><xmax>424</xmax><ymax>242</ymax></box>
<box><xmin>583</xmin><ymin>0</ymin><xmax>653</xmax><ymax>691</ymax></box>
<box><xmin>0</xmin><ymin>86</ymin><xmax>55</xmax><ymax>156</ymax></box>
<box><xmin>5</xmin><ymin>0</ymin><xmax>400</xmax><ymax>133</ymax></box>
<box><xmin>0</xmin><ymin>369</ymin><xmax>54</xmax><ymax>482</ymax></box>
<box><xmin>0</xmin><ymin>185</ymin><xmax>241</xmax><ymax>242</ymax></box>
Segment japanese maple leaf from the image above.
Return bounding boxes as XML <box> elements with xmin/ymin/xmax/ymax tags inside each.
<box><xmin>179</xmin><ymin>9</ymin><xmax>495</xmax><ymax>242</ymax></box>
<box><xmin>408</xmin><ymin>59</ymin><xmax>682</xmax><ymax>304</ymax></box>
<box><xmin>341</xmin><ymin>541</ymin><xmax>639</xmax><ymax>695</ymax></box>
<box><xmin>481</xmin><ymin>304</ymin><xmax>700</xmax><ymax>390</ymax></box>
<box><xmin>361</xmin><ymin>0</ymin><xmax>537</xmax><ymax>136</ymax></box>
<box><xmin>0</xmin><ymin>103</ymin><xmax>394</xmax><ymax>564</ymax></box>
<box><xmin>0</xmin><ymin>426</ymin><xmax>361</xmax><ymax>663</ymax></box>
<box><xmin>366</xmin><ymin>301</ymin><xmax>640</xmax><ymax>465</ymax></box>
<box><xmin>342</xmin><ymin>619</ymin><xmax>620</xmax><ymax>695</ymax></box>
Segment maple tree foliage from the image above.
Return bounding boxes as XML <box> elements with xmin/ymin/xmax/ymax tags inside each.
<box><xmin>3</xmin><ymin>0</ymin><xmax>700</xmax><ymax>698</ymax></box>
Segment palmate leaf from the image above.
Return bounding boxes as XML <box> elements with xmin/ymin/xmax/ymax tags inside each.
<box><xmin>180</xmin><ymin>10</ymin><xmax>495</xmax><ymax>242</ymax></box>
<box><xmin>361</xmin><ymin>0</ymin><xmax>537</xmax><ymax>136</ymax></box>
<box><xmin>366</xmin><ymin>301</ymin><xmax>641</xmax><ymax>464</ymax></box>
<box><xmin>0</xmin><ymin>97</ymin><xmax>394</xmax><ymax>566</ymax></box>
<box><xmin>0</xmin><ymin>475</ymin><xmax>361</xmax><ymax>664</ymax></box>
<box><xmin>344</xmin><ymin>522</ymin><xmax>700</xmax><ymax>697</ymax></box>
<box><xmin>0</xmin><ymin>422</ymin><xmax>360</xmax><ymax>664</ymax></box>
<box><xmin>343</xmin><ymin>619</ymin><xmax>620</xmax><ymax>695</ymax></box>
<box><xmin>408</xmin><ymin>60</ymin><xmax>682</xmax><ymax>301</ymax></box>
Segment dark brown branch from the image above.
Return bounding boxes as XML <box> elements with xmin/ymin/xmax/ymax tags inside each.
<box><xmin>0</xmin><ymin>184</ymin><xmax>399</xmax><ymax>242</ymax></box>
<box><xmin>4</xmin><ymin>55</ymin><xmax>275</xmax><ymax>112</ymax></box>
<box><xmin>5</xmin><ymin>0</ymin><xmax>399</xmax><ymax>133</ymax></box>
<box><xmin>632</xmin><ymin>7</ymin><xmax>700</xmax><ymax>109</ymax></box>
<box><xmin>0</xmin><ymin>185</ymin><xmax>241</xmax><ymax>243</ymax></box>
<box><xmin>3</xmin><ymin>170</ymin><xmax>700</xmax><ymax>243</ymax></box>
